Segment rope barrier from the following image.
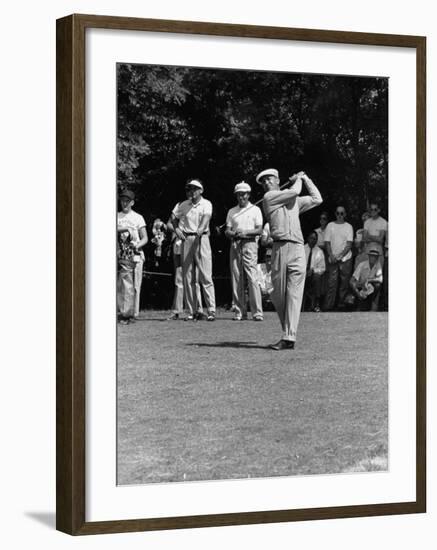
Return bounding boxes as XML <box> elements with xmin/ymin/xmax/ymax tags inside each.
<box><xmin>143</xmin><ymin>270</ymin><xmax>173</xmax><ymax>277</ymax></box>
<box><xmin>143</xmin><ymin>270</ymin><xmax>231</xmax><ymax>280</ymax></box>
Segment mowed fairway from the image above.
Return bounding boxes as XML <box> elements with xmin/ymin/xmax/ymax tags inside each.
<box><xmin>117</xmin><ymin>311</ymin><xmax>388</xmax><ymax>485</ymax></box>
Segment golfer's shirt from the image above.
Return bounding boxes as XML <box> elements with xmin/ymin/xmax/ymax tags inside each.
<box><xmin>226</xmin><ymin>203</ymin><xmax>263</xmax><ymax>239</ymax></box>
<box><xmin>172</xmin><ymin>198</ymin><xmax>212</xmax><ymax>234</ymax></box>
<box><xmin>263</xmin><ymin>179</ymin><xmax>322</xmax><ymax>244</ymax></box>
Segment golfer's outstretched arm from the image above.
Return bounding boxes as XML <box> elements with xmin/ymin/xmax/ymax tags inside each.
<box><xmin>265</xmin><ymin>177</ymin><xmax>303</xmax><ymax>208</ymax></box>
<box><xmin>298</xmin><ymin>174</ymin><xmax>323</xmax><ymax>213</ymax></box>
<box><xmin>263</xmin><ymin>178</ymin><xmax>303</xmax><ymax>219</ymax></box>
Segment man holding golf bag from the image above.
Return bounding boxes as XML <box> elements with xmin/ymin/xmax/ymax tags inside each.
<box><xmin>225</xmin><ymin>182</ymin><xmax>264</xmax><ymax>322</ymax></box>
<box><xmin>257</xmin><ymin>169</ymin><xmax>322</xmax><ymax>350</ymax></box>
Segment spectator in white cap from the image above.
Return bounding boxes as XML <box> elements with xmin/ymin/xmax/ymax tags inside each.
<box><xmin>167</xmin><ymin>179</ymin><xmax>216</xmax><ymax>321</ymax></box>
<box><xmin>225</xmin><ymin>181</ymin><xmax>264</xmax><ymax>321</ymax></box>
<box><xmin>257</xmin><ymin>167</ymin><xmax>322</xmax><ymax>350</ymax></box>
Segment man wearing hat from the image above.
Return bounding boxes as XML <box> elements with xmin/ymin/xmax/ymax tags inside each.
<box><xmin>349</xmin><ymin>248</ymin><xmax>383</xmax><ymax>311</ymax></box>
<box><xmin>117</xmin><ymin>189</ymin><xmax>148</xmax><ymax>323</ymax></box>
<box><xmin>168</xmin><ymin>179</ymin><xmax>216</xmax><ymax>321</ymax></box>
<box><xmin>256</xmin><ymin>168</ymin><xmax>322</xmax><ymax>350</ymax></box>
<box><xmin>225</xmin><ymin>182</ymin><xmax>264</xmax><ymax>321</ymax></box>
<box><xmin>362</xmin><ymin>202</ymin><xmax>387</xmax><ymax>265</ymax></box>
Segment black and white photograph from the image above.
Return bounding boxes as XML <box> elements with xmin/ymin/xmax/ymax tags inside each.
<box><xmin>116</xmin><ymin>62</ymin><xmax>389</xmax><ymax>486</ymax></box>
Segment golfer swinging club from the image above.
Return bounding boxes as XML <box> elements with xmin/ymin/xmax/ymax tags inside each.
<box><xmin>256</xmin><ymin>168</ymin><xmax>322</xmax><ymax>350</ymax></box>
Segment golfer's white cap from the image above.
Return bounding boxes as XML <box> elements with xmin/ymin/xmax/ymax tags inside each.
<box><xmin>256</xmin><ymin>168</ymin><xmax>279</xmax><ymax>184</ymax></box>
<box><xmin>186</xmin><ymin>179</ymin><xmax>203</xmax><ymax>191</ymax></box>
<box><xmin>234</xmin><ymin>181</ymin><xmax>251</xmax><ymax>194</ymax></box>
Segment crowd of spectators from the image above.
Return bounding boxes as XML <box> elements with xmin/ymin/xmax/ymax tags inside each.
<box><xmin>117</xmin><ymin>188</ymin><xmax>388</xmax><ymax>320</ymax></box>
<box><xmin>300</xmin><ymin>203</ymin><xmax>388</xmax><ymax>312</ymax></box>
<box><xmin>235</xmin><ymin>202</ymin><xmax>388</xmax><ymax>313</ymax></box>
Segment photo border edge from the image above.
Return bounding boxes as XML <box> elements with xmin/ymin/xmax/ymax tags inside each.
<box><xmin>55</xmin><ymin>13</ymin><xmax>427</xmax><ymax>536</ymax></box>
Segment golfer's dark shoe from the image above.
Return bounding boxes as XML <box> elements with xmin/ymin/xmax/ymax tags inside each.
<box><xmin>269</xmin><ymin>339</ymin><xmax>295</xmax><ymax>351</ymax></box>
<box><xmin>195</xmin><ymin>312</ymin><xmax>207</xmax><ymax>321</ymax></box>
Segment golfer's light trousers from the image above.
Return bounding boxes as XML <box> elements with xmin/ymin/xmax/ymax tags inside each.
<box><xmin>172</xmin><ymin>264</ymin><xmax>203</xmax><ymax>314</ymax></box>
<box><xmin>230</xmin><ymin>240</ymin><xmax>263</xmax><ymax>319</ymax></box>
<box><xmin>182</xmin><ymin>235</ymin><xmax>216</xmax><ymax>315</ymax></box>
<box><xmin>271</xmin><ymin>241</ymin><xmax>306</xmax><ymax>341</ymax></box>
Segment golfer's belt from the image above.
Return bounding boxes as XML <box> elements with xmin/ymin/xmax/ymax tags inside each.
<box><xmin>184</xmin><ymin>232</ymin><xmax>208</xmax><ymax>236</ymax></box>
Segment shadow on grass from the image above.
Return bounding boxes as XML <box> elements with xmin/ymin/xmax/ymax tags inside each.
<box><xmin>132</xmin><ymin>317</ymin><xmax>168</xmax><ymax>322</ymax></box>
<box><xmin>186</xmin><ymin>341</ymin><xmax>270</xmax><ymax>350</ymax></box>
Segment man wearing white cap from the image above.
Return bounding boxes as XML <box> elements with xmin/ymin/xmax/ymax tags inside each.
<box><xmin>168</xmin><ymin>179</ymin><xmax>216</xmax><ymax>321</ymax></box>
<box><xmin>225</xmin><ymin>182</ymin><xmax>264</xmax><ymax>321</ymax></box>
<box><xmin>256</xmin><ymin>168</ymin><xmax>322</xmax><ymax>350</ymax></box>
<box><xmin>166</xmin><ymin>205</ymin><xmax>204</xmax><ymax>321</ymax></box>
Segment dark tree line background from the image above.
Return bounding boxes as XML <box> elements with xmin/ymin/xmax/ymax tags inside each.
<box><xmin>117</xmin><ymin>63</ymin><xmax>388</xmax><ymax>303</ymax></box>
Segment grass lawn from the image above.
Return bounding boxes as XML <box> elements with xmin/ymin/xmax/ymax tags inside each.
<box><xmin>117</xmin><ymin>310</ymin><xmax>388</xmax><ymax>485</ymax></box>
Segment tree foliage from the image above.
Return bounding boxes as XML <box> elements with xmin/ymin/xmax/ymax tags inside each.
<box><xmin>117</xmin><ymin>63</ymin><xmax>388</xmax><ymax>238</ymax></box>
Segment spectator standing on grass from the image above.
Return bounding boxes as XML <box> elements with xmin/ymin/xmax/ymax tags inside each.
<box><xmin>257</xmin><ymin>168</ymin><xmax>322</xmax><ymax>350</ymax></box>
<box><xmin>261</xmin><ymin>222</ymin><xmax>273</xmax><ymax>269</ymax></box>
<box><xmin>363</xmin><ymin>202</ymin><xmax>387</xmax><ymax>265</ymax></box>
<box><xmin>323</xmin><ymin>206</ymin><xmax>353</xmax><ymax>311</ymax></box>
<box><xmin>314</xmin><ymin>211</ymin><xmax>329</xmax><ymax>301</ymax></box>
<box><xmin>225</xmin><ymin>182</ymin><xmax>264</xmax><ymax>321</ymax></box>
<box><xmin>382</xmin><ymin>225</ymin><xmax>389</xmax><ymax>310</ymax></box>
<box><xmin>151</xmin><ymin>218</ymin><xmax>166</xmax><ymax>267</ymax></box>
<box><xmin>303</xmin><ymin>231</ymin><xmax>326</xmax><ymax>312</ymax></box>
<box><xmin>117</xmin><ymin>189</ymin><xmax>148</xmax><ymax>324</ymax></box>
<box><xmin>167</xmin><ymin>179</ymin><xmax>216</xmax><ymax>321</ymax></box>
<box><xmin>166</xmin><ymin>208</ymin><xmax>204</xmax><ymax>320</ymax></box>
<box><xmin>349</xmin><ymin>249</ymin><xmax>383</xmax><ymax>311</ymax></box>
<box><xmin>354</xmin><ymin>211</ymin><xmax>370</xmax><ymax>268</ymax></box>
<box><xmin>258</xmin><ymin>222</ymin><xmax>274</xmax><ymax>300</ymax></box>
<box><xmin>315</xmin><ymin>211</ymin><xmax>329</xmax><ymax>251</ymax></box>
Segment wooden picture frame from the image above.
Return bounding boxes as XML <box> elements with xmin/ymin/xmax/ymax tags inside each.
<box><xmin>56</xmin><ymin>13</ymin><xmax>426</xmax><ymax>535</ymax></box>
